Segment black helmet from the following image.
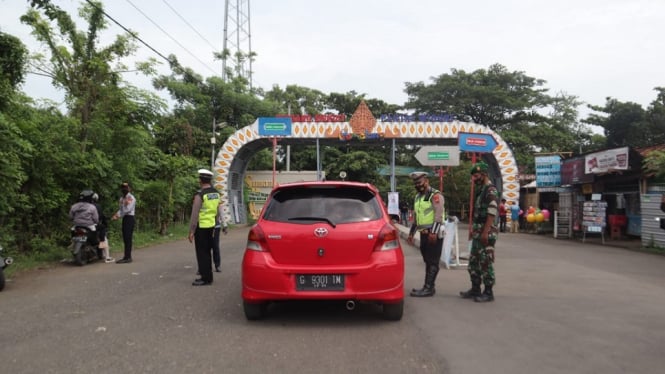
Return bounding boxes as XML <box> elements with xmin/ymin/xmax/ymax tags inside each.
<box><xmin>79</xmin><ymin>190</ymin><xmax>94</xmax><ymax>202</ymax></box>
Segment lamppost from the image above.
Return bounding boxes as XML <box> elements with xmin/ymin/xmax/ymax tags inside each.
<box><xmin>211</xmin><ymin>119</ymin><xmax>228</xmax><ymax>170</ymax></box>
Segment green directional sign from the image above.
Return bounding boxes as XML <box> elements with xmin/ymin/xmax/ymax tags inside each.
<box><xmin>264</xmin><ymin>122</ymin><xmax>286</xmax><ymax>131</ymax></box>
<box><xmin>428</xmin><ymin>152</ymin><xmax>450</xmax><ymax>161</ymax></box>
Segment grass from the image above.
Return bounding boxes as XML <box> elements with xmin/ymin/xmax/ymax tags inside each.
<box><xmin>2</xmin><ymin>223</ymin><xmax>192</xmax><ymax>278</ymax></box>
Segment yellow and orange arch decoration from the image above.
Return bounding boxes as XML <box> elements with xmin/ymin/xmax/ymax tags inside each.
<box><xmin>213</xmin><ymin>118</ymin><xmax>519</xmax><ymax>224</ymax></box>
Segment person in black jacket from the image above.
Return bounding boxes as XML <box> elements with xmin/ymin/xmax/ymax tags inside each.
<box><xmin>92</xmin><ymin>193</ymin><xmax>114</xmax><ymax>263</ymax></box>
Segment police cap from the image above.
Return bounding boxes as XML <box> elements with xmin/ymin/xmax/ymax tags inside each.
<box><xmin>409</xmin><ymin>171</ymin><xmax>428</xmax><ymax>182</ymax></box>
<box><xmin>198</xmin><ymin>169</ymin><xmax>214</xmax><ymax>179</ymax></box>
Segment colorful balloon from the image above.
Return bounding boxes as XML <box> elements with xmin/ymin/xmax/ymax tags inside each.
<box><xmin>526</xmin><ymin>213</ymin><xmax>535</xmax><ymax>223</ymax></box>
<box><xmin>528</xmin><ymin>206</ymin><xmax>535</xmax><ymax>214</ymax></box>
<box><xmin>535</xmin><ymin>212</ymin><xmax>544</xmax><ymax>222</ymax></box>
<box><xmin>541</xmin><ymin>209</ymin><xmax>550</xmax><ymax>220</ymax></box>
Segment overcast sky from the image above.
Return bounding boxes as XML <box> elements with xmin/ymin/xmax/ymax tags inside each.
<box><xmin>2</xmin><ymin>0</ymin><xmax>664</xmax><ymax>115</ymax></box>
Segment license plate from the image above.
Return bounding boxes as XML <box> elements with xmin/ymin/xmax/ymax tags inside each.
<box><xmin>296</xmin><ymin>274</ymin><xmax>345</xmax><ymax>291</ymax></box>
<box><xmin>73</xmin><ymin>236</ymin><xmax>87</xmax><ymax>243</ymax></box>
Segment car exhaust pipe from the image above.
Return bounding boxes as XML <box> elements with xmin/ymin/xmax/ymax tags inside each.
<box><xmin>4</xmin><ymin>257</ymin><xmax>13</xmax><ymax>266</ymax></box>
<box><xmin>345</xmin><ymin>300</ymin><xmax>356</xmax><ymax>311</ymax></box>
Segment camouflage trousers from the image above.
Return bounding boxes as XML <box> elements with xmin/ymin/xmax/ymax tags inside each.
<box><xmin>468</xmin><ymin>230</ymin><xmax>497</xmax><ymax>287</ymax></box>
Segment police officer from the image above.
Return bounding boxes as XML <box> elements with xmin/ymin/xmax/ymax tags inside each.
<box><xmin>460</xmin><ymin>161</ymin><xmax>500</xmax><ymax>302</ymax></box>
<box><xmin>112</xmin><ymin>182</ymin><xmax>136</xmax><ymax>264</ymax></box>
<box><xmin>407</xmin><ymin>171</ymin><xmax>445</xmax><ymax>297</ymax></box>
<box><xmin>188</xmin><ymin>169</ymin><xmax>222</xmax><ymax>286</ymax></box>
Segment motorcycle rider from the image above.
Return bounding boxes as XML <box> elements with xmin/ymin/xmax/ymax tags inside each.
<box><xmin>69</xmin><ymin>190</ymin><xmax>99</xmax><ymax>246</ymax></box>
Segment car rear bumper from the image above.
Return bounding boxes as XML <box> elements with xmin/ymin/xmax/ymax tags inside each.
<box><xmin>242</xmin><ymin>251</ymin><xmax>404</xmax><ymax>303</ymax></box>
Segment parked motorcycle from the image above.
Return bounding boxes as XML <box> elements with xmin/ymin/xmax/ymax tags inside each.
<box><xmin>0</xmin><ymin>244</ymin><xmax>14</xmax><ymax>291</ymax></box>
<box><xmin>70</xmin><ymin>226</ymin><xmax>103</xmax><ymax>266</ymax></box>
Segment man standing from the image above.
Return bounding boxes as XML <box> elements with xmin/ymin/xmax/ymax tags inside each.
<box><xmin>510</xmin><ymin>200</ymin><xmax>521</xmax><ymax>233</ymax></box>
<box><xmin>399</xmin><ymin>202</ymin><xmax>409</xmax><ymax>226</ymax></box>
<box><xmin>460</xmin><ymin>162</ymin><xmax>499</xmax><ymax>302</ymax></box>
<box><xmin>112</xmin><ymin>182</ymin><xmax>136</xmax><ymax>264</ymax></box>
<box><xmin>188</xmin><ymin>169</ymin><xmax>222</xmax><ymax>286</ymax></box>
<box><xmin>499</xmin><ymin>198</ymin><xmax>507</xmax><ymax>232</ymax></box>
<box><xmin>407</xmin><ymin>171</ymin><xmax>445</xmax><ymax>297</ymax></box>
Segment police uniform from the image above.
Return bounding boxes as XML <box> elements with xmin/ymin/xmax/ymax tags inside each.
<box><xmin>408</xmin><ymin>171</ymin><xmax>445</xmax><ymax>297</ymax></box>
<box><xmin>115</xmin><ymin>183</ymin><xmax>136</xmax><ymax>263</ymax></box>
<box><xmin>189</xmin><ymin>169</ymin><xmax>221</xmax><ymax>286</ymax></box>
<box><xmin>461</xmin><ymin>162</ymin><xmax>499</xmax><ymax>302</ymax></box>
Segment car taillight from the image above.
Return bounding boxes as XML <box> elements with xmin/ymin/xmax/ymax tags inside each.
<box><xmin>246</xmin><ymin>225</ymin><xmax>269</xmax><ymax>252</ymax></box>
<box><xmin>375</xmin><ymin>224</ymin><xmax>400</xmax><ymax>251</ymax></box>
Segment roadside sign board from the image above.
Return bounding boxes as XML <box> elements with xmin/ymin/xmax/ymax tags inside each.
<box><xmin>258</xmin><ymin>117</ymin><xmax>292</xmax><ymax>136</ymax></box>
<box><xmin>458</xmin><ymin>132</ymin><xmax>498</xmax><ymax>153</ymax></box>
<box><xmin>414</xmin><ymin>146</ymin><xmax>460</xmax><ymax>166</ymax></box>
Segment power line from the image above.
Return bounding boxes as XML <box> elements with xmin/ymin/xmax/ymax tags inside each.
<box><xmin>123</xmin><ymin>0</ymin><xmax>218</xmax><ymax>75</ymax></box>
<box><xmin>83</xmin><ymin>0</ymin><xmax>173</xmax><ymax>65</ymax></box>
<box><xmin>160</xmin><ymin>0</ymin><xmax>218</xmax><ymax>51</ymax></box>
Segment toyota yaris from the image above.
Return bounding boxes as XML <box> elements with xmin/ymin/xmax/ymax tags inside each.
<box><xmin>241</xmin><ymin>181</ymin><xmax>404</xmax><ymax>320</ymax></box>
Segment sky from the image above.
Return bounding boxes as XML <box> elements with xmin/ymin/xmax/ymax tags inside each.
<box><xmin>2</xmin><ymin>0</ymin><xmax>664</xmax><ymax>117</ymax></box>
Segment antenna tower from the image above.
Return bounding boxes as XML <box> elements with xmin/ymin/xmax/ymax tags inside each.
<box><xmin>222</xmin><ymin>0</ymin><xmax>253</xmax><ymax>88</ymax></box>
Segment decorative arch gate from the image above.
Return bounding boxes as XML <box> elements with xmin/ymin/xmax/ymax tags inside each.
<box><xmin>214</xmin><ymin>117</ymin><xmax>519</xmax><ymax>225</ymax></box>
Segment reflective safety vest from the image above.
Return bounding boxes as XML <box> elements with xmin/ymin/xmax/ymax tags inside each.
<box><xmin>198</xmin><ymin>187</ymin><xmax>220</xmax><ymax>229</ymax></box>
<box><xmin>414</xmin><ymin>188</ymin><xmax>441</xmax><ymax>229</ymax></box>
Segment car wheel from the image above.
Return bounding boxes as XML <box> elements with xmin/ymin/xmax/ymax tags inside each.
<box><xmin>243</xmin><ymin>301</ymin><xmax>267</xmax><ymax>320</ymax></box>
<box><xmin>382</xmin><ymin>300</ymin><xmax>403</xmax><ymax>321</ymax></box>
<box><xmin>0</xmin><ymin>269</ymin><xmax>5</xmax><ymax>291</ymax></box>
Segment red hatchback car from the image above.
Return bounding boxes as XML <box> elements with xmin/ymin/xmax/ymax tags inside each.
<box><xmin>241</xmin><ymin>181</ymin><xmax>405</xmax><ymax>321</ymax></box>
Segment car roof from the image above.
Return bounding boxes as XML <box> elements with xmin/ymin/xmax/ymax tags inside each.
<box><xmin>272</xmin><ymin>180</ymin><xmax>378</xmax><ymax>192</ymax></box>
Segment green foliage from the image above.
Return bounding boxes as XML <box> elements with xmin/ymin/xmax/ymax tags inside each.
<box><xmin>404</xmin><ymin>63</ymin><xmax>550</xmax><ymax>131</ymax></box>
<box><xmin>643</xmin><ymin>150</ymin><xmax>665</xmax><ymax>181</ymax></box>
<box><xmin>0</xmin><ymin>32</ymin><xmax>28</xmax><ymax>110</ymax></box>
<box><xmin>585</xmin><ymin>98</ymin><xmax>649</xmax><ymax>148</ymax></box>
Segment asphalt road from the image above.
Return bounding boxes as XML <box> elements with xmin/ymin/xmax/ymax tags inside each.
<box><xmin>1</xmin><ymin>225</ymin><xmax>664</xmax><ymax>374</ymax></box>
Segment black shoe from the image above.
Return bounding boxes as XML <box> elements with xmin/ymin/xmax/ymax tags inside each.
<box><xmin>215</xmin><ymin>266</ymin><xmax>221</xmax><ymax>273</ymax></box>
<box><xmin>460</xmin><ymin>288</ymin><xmax>481</xmax><ymax>299</ymax></box>
<box><xmin>474</xmin><ymin>286</ymin><xmax>494</xmax><ymax>302</ymax></box>
<box><xmin>116</xmin><ymin>258</ymin><xmax>132</xmax><ymax>264</ymax></box>
<box><xmin>410</xmin><ymin>286</ymin><xmax>435</xmax><ymax>297</ymax></box>
<box><xmin>192</xmin><ymin>279</ymin><xmax>212</xmax><ymax>286</ymax></box>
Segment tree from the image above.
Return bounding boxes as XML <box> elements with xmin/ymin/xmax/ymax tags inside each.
<box><xmin>585</xmin><ymin>98</ymin><xmax>650</xmax><ymax>148</ymax></box>
<box><xmin>21</xmin><ymin>0</ymin><xmax>140</xmax><ymax>152</ymax></box>
<box><xmin>404</xmin><ymin>63</ymin><xmax>551</xmax><ymax>132</ymax></box>
<box><xmin>154</xmin><ymin>60</ymin><xmax>276</xmax><ymax>163</ymax></box>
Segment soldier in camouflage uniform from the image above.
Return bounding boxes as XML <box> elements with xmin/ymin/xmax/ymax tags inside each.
<box><xmin>460</xmin><ymin>161</ymin><xmax>499</xmax><ymax>302</ymax></box>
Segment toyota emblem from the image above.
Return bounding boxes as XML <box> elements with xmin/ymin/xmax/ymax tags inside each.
<box><xmin>314</xmin><ymin>227</ymin><xmax>328</xmax><ymax>237</ymax></box>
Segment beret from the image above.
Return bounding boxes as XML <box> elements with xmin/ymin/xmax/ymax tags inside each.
<box><xmin>470</xmin><ymin>162</ymin><xmax>489</xmax><ymax>175</ymax></box>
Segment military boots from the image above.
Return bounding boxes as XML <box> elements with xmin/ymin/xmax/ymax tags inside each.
<box><xmin>474</xmin><ymin>285</ymin><xmax>494</xmax><ymax>302</ymax></box>
<box><xmin>459</xmin><ymin>281</ymin><xmax>481</xmax><ymax>299</ymax></box>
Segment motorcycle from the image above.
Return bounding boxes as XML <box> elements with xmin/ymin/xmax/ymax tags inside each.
<box><xmin>70</xmin><ymin>226</ymin><xmax>103</xmax><ymax>266</ymax></box>
<box><xmin>0</xmin><ymin>244</ymin><xmax>14</xmax><ymax>291</ymax></box>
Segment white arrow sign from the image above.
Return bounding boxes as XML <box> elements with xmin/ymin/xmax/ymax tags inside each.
<box><xmin>414</xmin><ymin>146</ymin><xmax>460</xmax><ymax>166</ymax></box>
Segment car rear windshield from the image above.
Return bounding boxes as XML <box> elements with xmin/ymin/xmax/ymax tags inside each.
<box><xmin>262</xmin><ymin>186</ymin><xmax>383</xmax><ymax>224</ymax></box>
